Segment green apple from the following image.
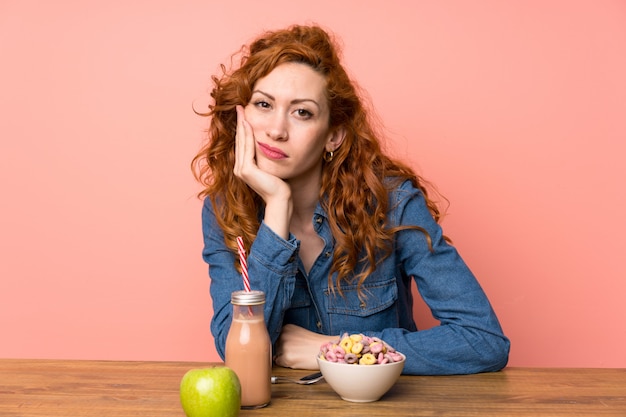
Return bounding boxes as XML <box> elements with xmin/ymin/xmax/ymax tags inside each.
<box><xmin>180</xmin><ymin>366</ymin><xmax>241</xmax><ymax>417</ymax></box>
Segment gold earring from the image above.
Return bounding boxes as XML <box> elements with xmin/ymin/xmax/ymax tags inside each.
<box><xmin>324</xmin><ymin>150</ymin><xmax>334</xmax><ymax>162</ymax></box>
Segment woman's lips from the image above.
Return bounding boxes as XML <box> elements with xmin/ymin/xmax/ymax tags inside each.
<box><xmin>258</xmin><ymin>142</ymin><xmax>288</xmax><ymax>160</ymax></box>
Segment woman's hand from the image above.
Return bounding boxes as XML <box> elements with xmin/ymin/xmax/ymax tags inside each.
<box><xmin>234</xmin><ymin>105</ymin><xmax>292</xmax><ymax>238</ymax></box>
<box><xmin>233</xmin><ymin>105</ymin><xmax>291</xmax><ymax>202</ymax></box>
<box><xmin>274</xmin><ymin>324</ymin><xmax>336</xmax><ymax>370</ymax></box>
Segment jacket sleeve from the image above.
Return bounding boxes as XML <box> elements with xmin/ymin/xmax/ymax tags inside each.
<box><xmin>201</xmin><ymin>198</ymin><xmax>300</xmax><ymax>359</ymax></box>
<box><xmin>363</xmin><ymin>183</ymin><xmax>510</xmax><ymax>375</ymax></box>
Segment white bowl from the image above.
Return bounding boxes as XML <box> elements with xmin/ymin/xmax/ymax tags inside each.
<box><xmin>317</xmin><ymin>353</ymin><xmax>405</xmax><ymax>402</ymax></box>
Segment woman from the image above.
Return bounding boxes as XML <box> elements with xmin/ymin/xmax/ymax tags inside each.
<box><xmin>191</xmin><ymin>24</ymin><xmax>509</xmax><ymax>375</ymax></box>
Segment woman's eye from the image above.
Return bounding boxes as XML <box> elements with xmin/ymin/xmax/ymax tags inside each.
<box><xmin>295</xmin><ymin>108</ymin><xmax>313</xmax><ymax>119</ymax></box>
<box><xmin>254</xmin><ymin>100</ymin><xmax>270</xmax><ymax>109</ymax></box>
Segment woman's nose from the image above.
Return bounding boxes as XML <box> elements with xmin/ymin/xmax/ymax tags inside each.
<box><xmin>266</xmin><ymin>112</ymin><xmax>288</xmax><ymax>141</ymax></box>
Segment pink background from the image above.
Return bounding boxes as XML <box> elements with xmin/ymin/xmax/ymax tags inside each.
<box><xmin>1</xmin><ymin>1</ymin><xmax>625</xmax><ymax>367</ymax></box>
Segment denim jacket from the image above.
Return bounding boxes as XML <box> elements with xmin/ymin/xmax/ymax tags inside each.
<box><xmin>201</xmin><ymin>180</ymin><xmax>510</xmax><ymax>375</ymax></box>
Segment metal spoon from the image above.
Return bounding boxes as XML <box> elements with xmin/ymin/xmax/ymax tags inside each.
<box><xmin>271</xmin><ymin>371</ymin><xmax>324</xmax><ymax>385</ymax></box>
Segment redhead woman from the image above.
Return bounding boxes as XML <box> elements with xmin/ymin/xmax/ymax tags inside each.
<box><xmin>191</xmin><ymin>24</ymin><xmax>509</xmax><ymax>375</ymax></box>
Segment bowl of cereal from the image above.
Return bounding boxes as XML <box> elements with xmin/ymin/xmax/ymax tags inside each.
<box><xmin>317</xmin><ymin>333</ymin><xmax>405</xmax><ymax>402</ymax></box>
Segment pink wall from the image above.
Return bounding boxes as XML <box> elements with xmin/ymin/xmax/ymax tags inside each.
<box><xmin>1</xmin><ymin>1</ymin><xmax>625</xmax><ymax>367</ymax></box>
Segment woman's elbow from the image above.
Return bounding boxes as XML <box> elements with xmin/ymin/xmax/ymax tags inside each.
<box><xmin>480</xmin><ymin>335</ymin><xmax>510</xmax><ymax>372</ymax></box>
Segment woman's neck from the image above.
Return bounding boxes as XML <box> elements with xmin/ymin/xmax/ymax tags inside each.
<box><xmin>287</xmin><ymin>173</ymin><xmax>321</xmax><ymax>226</ymax></box>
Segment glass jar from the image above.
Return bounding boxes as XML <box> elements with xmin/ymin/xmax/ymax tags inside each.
<box><xmin>225</xmin><ymin>290</ymin><xmax>272</xmax><ymax>409</ymax></box>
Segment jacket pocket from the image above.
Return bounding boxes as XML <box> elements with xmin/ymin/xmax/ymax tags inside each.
<box><xmin>323</xmin><ymin>277</ymin><xmax>399</xmax><ymax>333</ymax></box>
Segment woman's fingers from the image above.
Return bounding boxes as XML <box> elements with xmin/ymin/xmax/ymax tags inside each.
<box><xmin>235</xmin><ymin>105</ymin><xmax>260</xmax><ymax>178</ymax></box>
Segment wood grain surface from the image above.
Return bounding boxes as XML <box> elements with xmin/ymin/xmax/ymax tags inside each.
<box><xmin>1</xmin><ymin>359</ymin><xmax>624</xmax><ymax>416</ymax></box>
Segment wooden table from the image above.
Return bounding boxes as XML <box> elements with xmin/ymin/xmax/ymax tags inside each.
<box><xmin>1</xmin><ymin>359</ymin><xmax>624</xmax><ymax>416</ymax></box>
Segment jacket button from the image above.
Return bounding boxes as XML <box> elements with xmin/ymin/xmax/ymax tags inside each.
<box><xmin>316</xmin><ymin>321</ymin><xmax>322</xmax><ymax>329</ymax></box>
<box><xmin>316</xmin><ymin>217</ymin><xmax>323</xmax><ymax>224</ymax></box>
<box><xmin>288</xmin><ymin>255</ymin><xmax>296</xmax><ymax>263</ymax></box>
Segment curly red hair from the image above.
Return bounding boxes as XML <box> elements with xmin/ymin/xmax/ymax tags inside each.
<box><xmin>191</xmin><ymin>24</ymin><xmax>446</xmax><ymax>295</ymax></box>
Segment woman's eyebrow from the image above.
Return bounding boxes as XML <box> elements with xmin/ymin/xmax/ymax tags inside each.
<box><xmin>252</xmin><ymin>89</ymin><xmax>321</xmax><ymax>109</ymax></box>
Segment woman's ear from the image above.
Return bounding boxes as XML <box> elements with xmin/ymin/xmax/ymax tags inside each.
<box><xmin>326</xmin><ymin>127</ymin><xmax>346</xmax><ymax>152</ymax></box>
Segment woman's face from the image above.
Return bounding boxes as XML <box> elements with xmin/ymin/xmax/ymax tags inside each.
<box><xmin>244</xmin><ymin>62</ymin><xmax>341</xmax><ymax>185</ymax></box>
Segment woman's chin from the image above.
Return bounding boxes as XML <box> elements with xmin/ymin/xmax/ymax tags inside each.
<box><xmin>256</xmin><ymin>160</ymin><xmax>287</xmax><ymax>178</ymax></box>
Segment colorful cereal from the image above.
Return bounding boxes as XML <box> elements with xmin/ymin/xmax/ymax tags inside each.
<box><xmin>318</xmin><ymin>333</ymin><xmax>403</xmax><ymax>365</ymax></box>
